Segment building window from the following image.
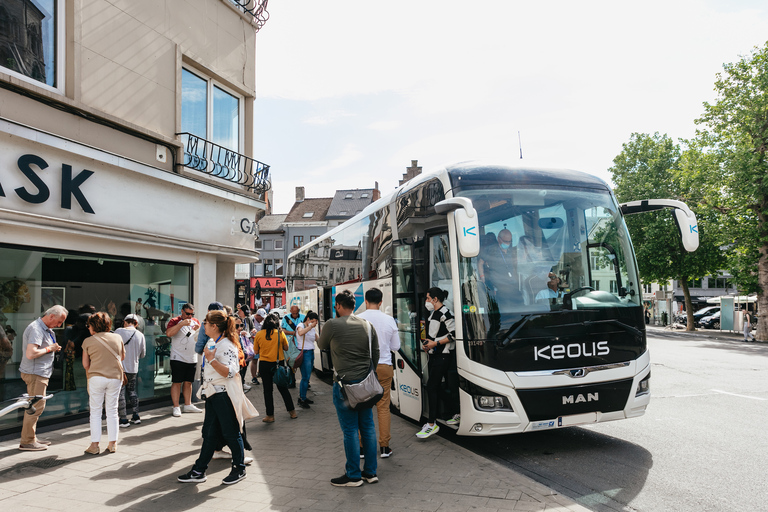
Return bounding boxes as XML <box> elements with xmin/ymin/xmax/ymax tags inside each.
<box><xmin>254</xmin><ymin>240</ymin><xmax>262</xmax><ymax>250</ymax></box>
<box><xmin>610</xmin><ymin>280</ymin><xmax>618</xmax><ymax>293</ymax></box>
<box><xmin>302</xmin><ymin>212</ymin><xmax>314</xmax><ymax>218</ymax></box>
<box><xmin>310</xmin><ymin>235</ymin><xmax>318</xmax><ymax>242</ymax></box>
<box><xmin>275</xmin><ymin>259</ymin><xmax>284</xmax><ymax>276</ymax></box>
<box><xmin>361</xmin><ymin>193</ymin><xmax>369</xmax><ymax>198</ymax></box>
<box><xmin>275</xmin><ymin>239</ymin><xmax>283</xmax><ymax>250</ymax></box>
<box><xmin>345</xmin><ymin>193</ymin><xmax>354</xmax><ymax>199</ymax></box>
<box><xmin>686</xmin><ymin>278</ymin><xmax>703</xmax><ymax>288</ymax></box>
<box><xmin>264</xmin><ymin>240</ymin><xmax>272</xmax><ymax>251</ymax></box>
<box><xmin>643</xmin><ymin>284</ymin><xmax>652</xmax><ymax>293</ymax></box>
<box><xmin>708</xmin><ymin>276</ymin><xmax>731</xmax><ymax>289</ymax></box>
<box><xmin>0</xmin><ymin>0</ymin><xmax>64</xmax><ymax>92</ymax></box>
<box><xmin>590</xmin><ymin>280</ymin><xmax>600</xmax><ymax>291</ymax></box>
<box><xmin>264</xmin><ymin>259</ymin><xmax>274</xmax><ymax>276</ymax></box>
<box><xmin>0</xmin><ymin>244</ymin><xmax>191</xmax><ymax>434</ymax></box>
<box><xmin>181</xmin><ymin>67</ymin><xmax>242</xmax><ymax>152</ymax></box>
<box><xmin>339</xmin><ymin>211</ymin><xmax>347</xmax><ymax>215</ymax></box>
<box><xmin>294</xmin><ymin>235</ymin><xmax>303</xmax><ymax>248</ymax></box>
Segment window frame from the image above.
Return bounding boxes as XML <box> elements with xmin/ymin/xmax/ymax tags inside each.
<box><xmin>181</xmin><ymin>65</ymin><xmax>245</xmax><ymax>153</ymax></box>
<box><xmin>0</xmin><ymin>0</ymin><xmax>65</xmax><ymax>95</ymax></box>
<box><xmin>275</xmin><ymin>239</ymin><xmax>284</xmax><ymax>250</ymax></box>
<box><xmin>294</xmin><ymin>235</ymin><xmax>304</xmax><ymax>249</ymax></box>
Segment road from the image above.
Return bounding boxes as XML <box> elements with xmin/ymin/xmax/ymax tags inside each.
<box><xmin>453</xmin><ymin>331</ymin><xmax>768</xmax><ymax>512</ymax></box>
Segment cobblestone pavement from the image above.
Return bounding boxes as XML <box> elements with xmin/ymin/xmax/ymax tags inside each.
<box><xmin>0</xmin><ymin>377</ymin><xmax>591</xmax><ymax>512</ymax></box>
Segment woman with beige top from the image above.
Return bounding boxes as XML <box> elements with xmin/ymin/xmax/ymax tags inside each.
<box><xmin>82</xmin><ymin>312</ymin><xmax>125</xmax><ymax>454</ymax></box>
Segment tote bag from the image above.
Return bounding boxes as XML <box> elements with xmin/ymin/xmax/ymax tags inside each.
<box><xmin>336</xmin><ymin>321</ymin><xmax>384</xmax><ymax>410</ymax></box>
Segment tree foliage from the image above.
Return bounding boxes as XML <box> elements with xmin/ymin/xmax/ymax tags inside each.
<box><xmin>696</xmin><ymin>42</ymin><xmax>768</xmax><ymax>340</ymax></box>
<box><xmin>610</xmin><ymin>133</ymin><xmax>727</xmax><ymax>330</ymax></box>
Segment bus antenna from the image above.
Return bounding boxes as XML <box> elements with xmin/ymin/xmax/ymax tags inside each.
<box><xmin>518</xmin><ymin>131</ymin><xmax>523</xmax><ymax>159</ymax></box>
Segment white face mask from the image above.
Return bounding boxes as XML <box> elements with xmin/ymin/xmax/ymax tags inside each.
<box><xmin>425</xmin><ymin>301</ymin><xmax>435</xmax><ymax>312</ymax></box>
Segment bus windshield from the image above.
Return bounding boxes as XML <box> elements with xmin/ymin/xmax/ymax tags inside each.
<box><xmin>457</xmin><ymin>186</ymin><xmax>642</xmax><ymax>340</ymax></box>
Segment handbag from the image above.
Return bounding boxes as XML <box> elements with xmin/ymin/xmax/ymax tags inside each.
<box><xmin>287</xmin><ymin>327</ymin><xmax>307</xmax><ymax>370</ymax></box>
<box><xmin>92</xmin><ymin>333</ymin><xmax>128</xmax><ymax>386</ymax></box>
<box><xmin>241</xmin><ymin>334</ymin><xmax>255</xmax><ymax>363</ymax></box>
<box><xmin>336</xmin><ymin>321</ymin><xmax>384</xmax><ymax>410</ymax></box>
<box><xmin>271</xmin><ymin>330</ymin><xmax>292</xmax><ymax>387</ymax></box>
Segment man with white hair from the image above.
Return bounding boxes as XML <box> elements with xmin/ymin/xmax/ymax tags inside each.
<box><xmin>18</xmin><ymin>305</ymin><xmax>67</xmax><ymax>451</ymax></box>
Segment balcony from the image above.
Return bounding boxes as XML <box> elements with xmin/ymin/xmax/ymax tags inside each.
<box><xmin>228</xmin><ymin>0</ymin><xmax>270</xmax><ymax>32</ymax></box>
<box><xmin>177</xmin><ymin>132</ymin><xmax>270</xmax><ymax>195</ymax></box>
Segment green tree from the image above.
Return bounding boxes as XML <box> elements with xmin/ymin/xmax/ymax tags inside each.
<box><xmin>696</xmin><ymin>42</ymin><xmax>768</xmax><ymax>340</ymax></box>
<box><xmin>610</xmin><ymin>133</ymin><xmax>726</xmax><ymax>331</ymax></box>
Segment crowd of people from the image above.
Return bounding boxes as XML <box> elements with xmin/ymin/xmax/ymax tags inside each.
<box><xmin>14</xmin><ymin>287</ymin><xmax>461</xmax><ymax>488</ymax></box>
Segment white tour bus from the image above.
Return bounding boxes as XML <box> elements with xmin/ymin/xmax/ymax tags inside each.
<box><xmin>285</xmin><ymin>162</ymin><xmax>698</xmax><ymax>436</ymax></box>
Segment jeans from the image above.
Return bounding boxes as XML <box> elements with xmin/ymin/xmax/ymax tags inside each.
<box><xmin>332</xmin><ymin>382</ymin><xmax>377</xmax><ymax>478</ymax></box>
<box><xmin>298</xmin><ymin>350</ymin><xmax>315</xmax><ymax>400</ymax></box>
<box><xmin>194</xmin><ymin>392</ymin><xmax>245</xmax><ymax>473</ymax></box>
<box><xmin>259</xmin><ymin>360</ymin><xmax>295</xmax><ymax>416</ymax></box>
<box><xmin>88</xmin><ymin>376</ymin><xmax>122</xmax><ymax>443</ymax></box>
<box><xmin>118</xmin><ymin>373</ymin><xmax>139</xmax><ymax>419</ymax></box>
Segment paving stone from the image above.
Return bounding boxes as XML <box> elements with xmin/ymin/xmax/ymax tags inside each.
<box><xmin>0</xmin><ymin>379</ymin><xmax>589</xmax><ymax>512</ymax></box>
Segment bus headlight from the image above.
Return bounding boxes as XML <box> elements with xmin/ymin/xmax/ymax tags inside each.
<box><xmin>473</xmin><ymin>395</ymin><xmax>513</xmax><ymax>412</ymax></box>
<box><xmin>635</xmin><ymin>371</ymin><xmax>650</xmax><ymax>397</ymax></box>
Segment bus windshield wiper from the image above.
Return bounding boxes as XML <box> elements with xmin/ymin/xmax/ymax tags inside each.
<box><xmin>499</xmin><ymin>315</ymin><xmax>532</xmax><ymax>347</ymax></box>
<box><xmin>583</xmin><ymin>319</ymin><xmax>643</xmax><ymax>338</ymax></box>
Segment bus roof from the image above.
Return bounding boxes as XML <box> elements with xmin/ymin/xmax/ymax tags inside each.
<box><xmin>287</xmin><ymin>161</ymin><xmax>612</xmax><ymax>260</ymax></box>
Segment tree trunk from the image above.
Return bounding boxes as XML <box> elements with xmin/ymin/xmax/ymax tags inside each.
<box><xmin>681</xmin><ymin>279</ymin><xmax>696</xmax><ymax>331</ymax></box>
<box><xmin>756</xmin><ymin>203</ymin><xmax>768</xmax><ymax>342</ymax></box>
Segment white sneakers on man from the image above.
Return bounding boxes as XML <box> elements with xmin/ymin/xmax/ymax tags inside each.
<box><xmin>181</xmin><ymin>404</ymin><xmax>203</xmax><ymax>413</ymax></box>
<box><xmin>172</xmin><ymin>406</ymin><xmax>181</xmax><ymax>417</ymax></box>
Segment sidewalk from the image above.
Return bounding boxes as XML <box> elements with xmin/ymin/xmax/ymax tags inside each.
<box><xmin>646</xmin><ymin>324</ymin><xmax>762</xmax><ymax>342</ymax></box>
<box><xmin>0</xmin><ymin>378</ymin><xmax>591</xmax><ymax>512</ymax></box>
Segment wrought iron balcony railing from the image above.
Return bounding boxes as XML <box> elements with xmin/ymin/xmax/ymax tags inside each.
<box><xmin>229</xmin><ymin>0</ymin><xmax>270</xmax><ymax>32</ymax></box>
<box><xmin>177</xmin><ymin>132</ymin><xmax>270</xmax><ymax>195</ymax></box>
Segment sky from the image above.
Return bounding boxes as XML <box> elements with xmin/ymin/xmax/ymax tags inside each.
<box><xmin>253</xmin><ymin>1</ymin><xmax>768</xmax><ymax>215</ymax></box>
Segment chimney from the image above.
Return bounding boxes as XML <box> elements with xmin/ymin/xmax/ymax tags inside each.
<box><xmin>400</xmin><ymin>160</ymin><xmax>422</xmax><ymax>186</ymax></box>
<box><xmin>372</xmin><ymin>181</ymin><xmax>380</xmax><ymax>201</ymax></box>
<box><xmin>295</xmin><ymin>186</ymin><xmax>305</xmax><ymax>203</ymax></box>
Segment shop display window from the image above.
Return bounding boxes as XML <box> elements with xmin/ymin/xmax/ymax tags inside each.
<box><xmin>0</xmin><ymin>245</ymin><xmax>192</xmax><ymax>433</ymax></box>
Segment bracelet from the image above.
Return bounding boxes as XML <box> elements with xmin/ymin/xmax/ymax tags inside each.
<box><xmin>46</xmin><ymin>347</ymin><xmax>51</xmax><ymax>353</ymax></box>
<box><xmin>207</xmin><ymin>359</ymin><xmax>215</xmax><ymax>365</ymax></box>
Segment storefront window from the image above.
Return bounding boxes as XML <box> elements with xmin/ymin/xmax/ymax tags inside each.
<box><xmin>0</xmin><ymin>245</ymin><xmax>192</xmax><ymax>433</ymax></box>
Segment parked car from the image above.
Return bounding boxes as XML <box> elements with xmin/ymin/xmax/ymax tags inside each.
<box><xmin>699</xmin><ymin>311</ymin><xmax>721</xmax><ymax>329</ymax></box>
<box><xmin>693</xmin><ymin>306</ymin><xmax>720</xmax><ymax>327</ymax></box>
<box><xmin>272</xmin><ymin>305</ymin><xmax>288</xmax><ymax>318</ymax></box>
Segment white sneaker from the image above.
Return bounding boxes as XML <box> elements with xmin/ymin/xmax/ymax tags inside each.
<box><xmin>172</xmin><ymin>406</ymin><xmax>181</xmax><ymax>417</ymax></box>
<box><xmin>244</xmin><ymin>456</ymin><xmax>254</xmax><ymax>465</ymax></box>
<box><xmin>416</xmin><ymin>423</ymin><xmax>440</xmax><ymax>439</ymax></box>
<box><xmin>243</xmin><ymin>383</ymin><xmax>252</xmax><ymax>391</ymax></box>
<box><xmin>446</xmin><ymin>414</ymin><xmax>461</xmax><ymax>426</ymax></box>
<box><xmin>213</xmin><ymin>450</ymin><xmax>231</xmax><ymax>460</ymax></box>
<box><xmin>181</xmin><ymin>404</ymin><xmax>203</xmax><ymax>413</ymax></box>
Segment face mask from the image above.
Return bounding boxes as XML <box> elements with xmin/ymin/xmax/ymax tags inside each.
<box><xmin>500</xmin><ymin>242</ymin><xmax>511</xmax><ymax>250</ymax></box>
<box><xmin>425</xmin><ymin>301</ymin><xmax>435</xmax><ymax>312</ymax></box>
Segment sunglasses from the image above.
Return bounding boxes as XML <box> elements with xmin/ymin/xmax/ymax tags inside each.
<box><xmin>183</xmin><ymin>310</ymin><xmax>194</xmax><ymax>315</ymax></box>
<box><xmin>236</xmin><ymin>324</ymin><xmax>243</xmax><ymax>328</ymax></box>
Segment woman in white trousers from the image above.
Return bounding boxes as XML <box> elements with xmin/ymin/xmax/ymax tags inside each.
<box><xmin>82</xmin><ymin>312</ymin><xmax>125</xmax><ymax>454</ymax></box>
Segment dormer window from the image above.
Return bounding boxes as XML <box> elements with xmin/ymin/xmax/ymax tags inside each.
<box><xmin>339</xmin><ymin>211</ymin><xmax>347</xmax><ymax>215</ymax></box>
<box><xmin>345</xmin><ymin>193</ymin><xmax>354</xmax><ymax>199</ymax></box>
<box><xmin>361</xmin><ymin>193</ymin><xmax>369</xmax><ymax>198</ymax></box>
<box><xmin>303</xmin><ymin>212</ymin><xmax>314</xmax><ymax>218</ymax></box>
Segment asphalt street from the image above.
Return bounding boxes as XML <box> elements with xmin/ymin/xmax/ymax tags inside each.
<box><xmin>453</xmin><ymin>328</ymin><xmax>768</xmax><ymax>512</ymax></box>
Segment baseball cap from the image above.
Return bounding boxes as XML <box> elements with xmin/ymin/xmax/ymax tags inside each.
<box><xmin>124</xmin><ymin>314</ymin><xmax>140</xmax><ymax>323</ymax></box>
<box><xmin>208</xmin><ymin>301</ymin><xmax>224</xmax><ymax>311</ymax></box>
<box><xmin>256</xmin><ymin>308</ymin><xmax>267</xmax><ymax>317</ymax></box>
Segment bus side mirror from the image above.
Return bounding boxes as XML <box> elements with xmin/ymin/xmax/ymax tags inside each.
<box><xmin>620</xmin><ymin>199</ymin><xmax>699</xmax><ymax>252</ymax></box>
<box><xmin>436</xmin><ymin>198</ymin><xmax>480</xmax><ymax>258</ymax></box>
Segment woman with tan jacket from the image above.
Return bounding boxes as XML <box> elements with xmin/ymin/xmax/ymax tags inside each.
<box><xmin>82</xmin><ymin>312</ymin><xmax>125</xmax><ymax>454</ymax></box>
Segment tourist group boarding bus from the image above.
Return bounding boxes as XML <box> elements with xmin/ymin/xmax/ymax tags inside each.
<box><xmin>285</xmin><ymin>162</ymin><xmax>698</xmax><ymax>436</ymax></box>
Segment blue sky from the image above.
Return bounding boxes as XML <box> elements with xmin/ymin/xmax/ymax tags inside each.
<box><xmin>254</xmin><ymin>1</ymin><xmax>768</xmax><ymax>214</ymax></box>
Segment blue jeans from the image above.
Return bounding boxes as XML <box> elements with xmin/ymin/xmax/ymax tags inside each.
<box><xmin>299</xmin><ymin>350</ymin><xmax>315</xmax><ymax>400</ymax></box>
<box><xmin>332</xmin><ymin>382</ymin><xmax>377</xmax><ymax>478</ymax></box>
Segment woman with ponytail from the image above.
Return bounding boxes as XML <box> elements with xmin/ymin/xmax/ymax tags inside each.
<box><xmin>252</xmin><ymin>312</ymin><xmax>296</xmax><ymax>422</ymax></box>
<box><xmin>178</xmin><ymin>311</ymin><xmax>258</xmax><ymax>486</ymax></box>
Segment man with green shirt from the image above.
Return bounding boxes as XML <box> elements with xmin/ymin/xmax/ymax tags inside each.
<box><xmin>317</xmin><ymin>290</ymin><xmax>379</xmax><ymax>487</ymax></box>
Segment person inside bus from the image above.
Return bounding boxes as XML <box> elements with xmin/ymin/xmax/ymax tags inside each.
<box><xmin>416</xmin><ymin>287</ymin><xmax>460</xmax><ymax>439</ymax></box>
<box><xmin>478</xmin><ymin>228</ymin><xmax>521</xmax><ymax>310</ymax></box>
<box><xmin>535</xmin><ymin>272</ymin><xmax>563</xmax><ymax>302</ymax></box>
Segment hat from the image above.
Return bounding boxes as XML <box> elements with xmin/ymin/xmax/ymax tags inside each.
<box><xmin>255</xmin><ymin>308</ymin><xmax>267</xmax><ymax>318</ymax></box>
<box><xmin>124</xmin><ymin>314</ymin><xmax>140</xmax><ymax>323</ymax></box>
<box><xmin>208</xmin><ymin>301</ymin><xmax>224</xmax><ymax>311</ymax></box>
<box><xmin>240</xmin><ymin>304</ymin><xmax>251</xmax><ymax>314</ymax></box>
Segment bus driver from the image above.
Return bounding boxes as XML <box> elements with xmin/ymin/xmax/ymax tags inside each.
<box><xmin>478</xmin><ymin>228</ymin><xmax>520</xmax><ymax>310</ymax></box>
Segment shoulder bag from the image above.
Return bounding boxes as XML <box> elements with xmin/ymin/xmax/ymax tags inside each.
<box><xmin>93</xmin><ymin>334</ymin><xmax>127</xmax><ymax>386</ymax></box>
<box><xmin>286</xmin><ymin>327</ymin><xmax>305</xmax><ymax>370</ymax></box>
<box><xmin>271</xmin><ymin>329</ymin><xmax>292</xmax><ymax>388</ymax></box>
<box><xmin>336</xmin><ymin>320</ymin><xmax>384</xmax><ymax>410</ymax></box>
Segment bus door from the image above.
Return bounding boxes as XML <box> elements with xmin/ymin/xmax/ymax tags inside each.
<box><xmin>314</xmin><ymin>286</ymin><xmax>335</xmax><ymax>373</ymax></box>
<box><xmin>392</xmin><ymin>240</ymin><xmax>425</xmax><ymax>421</ymax></box>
